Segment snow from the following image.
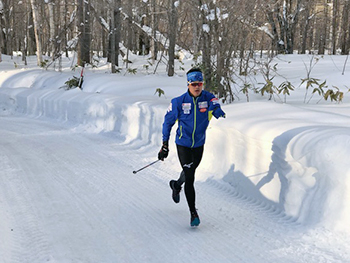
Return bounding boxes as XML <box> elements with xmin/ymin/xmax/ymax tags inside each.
<box><xmin>1</xmin><ymin>53</ymin><xmax>350</xmax><ymax>262</ymax></box>
<box><xmin>203</xmin><ymin>24</ymin><xmax>210</xmax><ymax>33</ymax></box>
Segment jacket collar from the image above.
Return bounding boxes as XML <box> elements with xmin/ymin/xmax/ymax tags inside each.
<box><xmin>187</xmin><ymin>89</ymin><xmax>203</xmax><ymax>98</ymax></box>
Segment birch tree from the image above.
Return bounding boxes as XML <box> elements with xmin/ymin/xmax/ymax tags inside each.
<box><xmin>47</xmin><ymin>0</ymin><xmax>55</xmax><ymax>57</ymax></box>
<box><xmin>30</xmin><ymin>0</ymin><xmax>43</xmax><ymax>65</ymax></box>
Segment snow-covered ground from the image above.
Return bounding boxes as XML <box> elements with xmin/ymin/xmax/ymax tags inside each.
<box><xmin>0</xmin><ymin>53</ymin><xmax>350</xmax><ymax>262</ymax></box>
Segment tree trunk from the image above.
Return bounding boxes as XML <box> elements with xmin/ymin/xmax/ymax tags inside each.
<box><xmin>150</xmin><ymin>0</ymin><xmax>158</xmax><ymax>63</ymax></box>
<box><xmin>0</xmin><ymin>4</ymin><xmax>4</xmax><ymax>57</ymax></box>
<box><xmin>30</xmin><ymin>0</ymin><xmax>43</xmax><ymax>66</ymax></box>
<box><xmin>1</xmin><ymin>0</ymin><xmax>13</xmax><ymax>55</ymax></box>
<box><xmin>340</xmin><ymin>0</ymin><xmax>350</xmax><ymax>55</ymax></box>
<box><xmin>332</xmin><ymin>0</ymin><xmax>339</xmax><ymax>55</ymax></box>
<box><xmin>266</xmin><ymin>9</ymin><xmax>282</xmax><ymax>54</ymax></box>
<box><xmin>287</xmin><ymin>0</ymin><xmax>301</xmax><ymax>54</ymax></box>
<box><xmin>77</xmin><ymin>0</ymin><xmax>84</xmax><ymax>65</ymax></box>
<box><xmin>48</xmin><ymin>0</ymin><xmax>55</xmax><ymax>57</ymax></box>
<box><xmin>300</xmin><ymin>0</ymin><xmax>312</xmax><ymax>54</ymax></box>
<box><xmin>200</xmin><ymin>0</ymin><xmax>212</xmax><ymax>90</ymax></box>
<box><xmin>214</xmin><ymin>4</ymin><xmax>225</xmax><ymax>97</ymax></box>
<box><xmin>110</xmin><ymin>6</ymin><xmax>116</xmax><ymax>73</ymax></box>
<box><xmin>114</xmin><ymin>0</ymin><xmax>121</xmax><ymax>67</ymax></box>
<box><xmin>167</xmin><ymin>0</ymin><xmax>178</xmax><ymax>77</ymax></box>
<box><xmin>126</xmin><ymin>0</ymin><xmax>133</xmax><ymax>68</ymax></box>
<box><xmin>64</xmin><ymin>0</ymin><xmax>69</xmax><ymax>58</ymax></box>
<box><xmin>110</xmin><ymin>0</ymin><xmax>121</xmax><ymax>73</ymax></box>
<box><xmin>54</xmin><ymin>0</ymin><xmax>61</xmax><ymax>60</ymax></box>
<box><xmin>83</xmin><ymin>0</ymin><xmax>91</xmax><ymax>64</ymax></box>
<box><xmin>318</xmin><ymin>1</ymin><xmax>328</xmax><ymax>55</ymax></box>
<box><xmin>76</xmin><ymin>0</ymin><xmax>90</xmax><ymax>65</ymax></box>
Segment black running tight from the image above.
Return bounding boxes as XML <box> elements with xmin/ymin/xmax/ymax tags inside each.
<box><xmin>176</xmin><ymin>144</ymin><xmax>204</xmax><ymax>212</ymax></box>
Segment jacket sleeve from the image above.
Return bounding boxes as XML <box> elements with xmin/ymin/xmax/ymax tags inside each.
<box><xmin>208</xmin><ymin>96</ymin><xmax>226</xmax><ymax>119</ymax></box>
<box><xmin>162</xmin><ymin>98</ymin><xmax>179</xmax><ymax>142</ymax></box>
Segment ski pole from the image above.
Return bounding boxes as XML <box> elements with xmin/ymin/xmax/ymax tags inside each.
<box><xmin>132</xmin><ymin>160</ymin><xmax>160</xmax><ymax>174</ymax></box>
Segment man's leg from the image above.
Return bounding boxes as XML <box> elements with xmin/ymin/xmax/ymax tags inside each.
<box><xmin>176</xmin><ymin>145</ymin><xmax>203</xmax><ymax>212</ymax></box>
<box><xmin>176</xmin><ymin>145</ymin><xmax>203</xmax><ymax>186</ymax></box>
<box><xmin>177</xmin><ymin>170</ymin><xmax>186</xmax><ymax>185</ymax></box>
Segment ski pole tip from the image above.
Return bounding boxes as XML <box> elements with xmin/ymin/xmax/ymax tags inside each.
<box><xmin>132</xmin><ymin>171</ymin><xmax>137</xmax><ymax>174</ymax></box>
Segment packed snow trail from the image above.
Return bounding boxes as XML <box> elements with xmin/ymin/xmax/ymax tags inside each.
<box><xmin>0</xmin><ymin>115</ymin><xmax>349</xmax><ymax>263</ymax></box>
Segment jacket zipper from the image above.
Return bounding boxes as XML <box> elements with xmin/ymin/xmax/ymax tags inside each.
<box><xmin>191</xmin><ymin>97</ymin><xmax>197</xmax><ymax>148</ymax></box>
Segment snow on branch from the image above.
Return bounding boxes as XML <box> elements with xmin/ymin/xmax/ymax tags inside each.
<box><xmin>120</xmin><ymin>10</ymin><xmax>183</xmax><ymax>52</ymax></box>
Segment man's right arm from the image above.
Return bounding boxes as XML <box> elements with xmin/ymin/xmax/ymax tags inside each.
<box><xmin>162</xmin><ymin>98</ymin><xmax>178</xmax><ymax>142</ymax></box>
<box><xmin>159</xmin><ymin>98</ymin><xmax>178</xmax><ymax>161</ymax></box>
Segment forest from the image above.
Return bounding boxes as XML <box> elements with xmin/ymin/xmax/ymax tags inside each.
<box><xmin>0</xmin><ymin>0</ymin><xmax>349</xmax><ymax>101</ymax></box>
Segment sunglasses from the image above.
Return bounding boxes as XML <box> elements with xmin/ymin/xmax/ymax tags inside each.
<box><xmin>189</xmin><ymin>82</ymin><xmax>203</xmax><ymax>87</ymax></box>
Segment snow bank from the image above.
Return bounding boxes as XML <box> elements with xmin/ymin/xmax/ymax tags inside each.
<box><xmin>1</xmin><ymin>54</ymin><xmax>350</xmax><ymax>235</ymax></box>
<box><xmin>286</xmin><ymin>127</ymin><xmax>350</xmax><ymax>232</ymax></box>
<box><xmin>205</xmin><ymin>102</ymin><xmax>350</xmax><ymax>233</ymax></box>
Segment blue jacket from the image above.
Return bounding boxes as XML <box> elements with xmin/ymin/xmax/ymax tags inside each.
<box><xmin>162</xmin><ymin>90</ymin><xmax>225</xmax><ymax>148</ymax></box>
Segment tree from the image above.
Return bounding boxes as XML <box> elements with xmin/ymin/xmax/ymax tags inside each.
<box><xmin>82</xmin><ymin>0</ymin><xmax>91</xmax><ymax>63</ymax></box>
<box><xmin>0</xmin><ymin>0</ymin><xmax>2</xmax><ymax>56</ymax></box>
<box><xmin>299</xmin><ymin>0</ymin><xmax>314</xmax><ymax>54</ymax></box>
<box><xmin>30</xmin><ymin>0</ymin><xmax>43</xmax><ymax>66</ymax></box>
<box><xmin>264</xmin><ymin>0</ymin><xmax>302</xmax><ymax>54</ymax></box>
<box><xmin>47</xmin><ymin>0</ymin><xmax>55</xmax><ymax>57</ymax></box>
<box><xmin>167</xmin><ymin>0</ymin><xmax>178</xmax><ymax>76</ymax></box>
<box><xmin>340</xmin><ymin>0</ymin><xmax>350</xmax><ymax>55</ymax></box>
<box><xmin>76</xmin><ymin>0</ymin><xmax>91</xmax><ymax>66</ymax></box>
<box><xmin>150</xmin><ymin>0</ymin><xmax>159</xmax><ymax>63</ymax></box>
<box><xmin>0</xmin><ymin>0</ymin><xmax>13</xmax><ymax>55</ymax></box>
<box><xmin>317</xmin><ymin>0</ymin><xmax>328</xmax><ymax>55</ymax></box>
<box><xmin>125</xmin><ymin>0</ymin><xmax>133</xmax><ymax>68</ymax></box>
<box><xmin>1</xmin><ymin>0</ymin><xmax>350</xmax><ymax>82</ymax></box>
<box><xmin>110</xmin><ymin>0</ymin><xmax>121</xmax><ymax>73</ymax></box>
<box><xmin>332</xmin><ymin>0</ymin><xmax>340</xmax><ymax>55</ymax></box>
<box><xmin>200</xmin><ymin>0</ymin><xmax>213</xmax><ymax>90</ymax></box>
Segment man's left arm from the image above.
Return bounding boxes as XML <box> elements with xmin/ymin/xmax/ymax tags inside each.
<box><xmin>208</xmin><ymin>97</ymin><xmax>226</xmax><ymax>119</ymax></box>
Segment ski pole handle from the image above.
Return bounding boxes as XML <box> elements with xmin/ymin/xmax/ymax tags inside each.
<box><xmin>133</xmin><ymin>160</ymin><xmax>160</xmax><ymax>174</ymax></box>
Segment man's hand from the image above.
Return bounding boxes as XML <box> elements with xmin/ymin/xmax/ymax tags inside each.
<box><xmin>158</xmin><ymin>141</ymin><xmax>169</xmax><ymax>161</ymax></box>
<box><xmin>213</xmin><ymin>107</ymin><xmax>226</xmax><ymax>119</ymax></box>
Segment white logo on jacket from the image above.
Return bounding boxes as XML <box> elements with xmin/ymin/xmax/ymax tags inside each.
<box><xmin>211</xmin><ymin>98</ymin><xmax>219</xmax><ymax>105</ymax></box>
<box><xmin>167</xmin><ymin>103</ymin><xmax>172</xmax><ymax>112</ymax></box>
<box><xmin>198</xmin><ymin>101</ymin><xmax>208</xmax><ymax>109</ymax></box>
<box><xmin>182</xmin><ymin>103</ymin><xmax>191</xmax><ymax>114</ymax></box>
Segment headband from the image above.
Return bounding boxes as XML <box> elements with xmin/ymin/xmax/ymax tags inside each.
<box><xmin>187</xmin><ymin>71</ymin><xmax>203</xmax><ymax>84</ymax></box>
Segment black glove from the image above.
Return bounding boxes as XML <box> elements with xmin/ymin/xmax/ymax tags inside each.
<box><xmin>213</xmin><ymin>107</ymin><xmax>226</xmax><ymax>119</ymax></box>
<box><xmin>158</xmin><ymin>141</ymin><xmax>169</xmax><ymax>161</ymax></box>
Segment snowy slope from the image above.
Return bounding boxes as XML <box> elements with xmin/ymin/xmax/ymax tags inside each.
<box><xmin>1</xmin><ymin>116</ymin><xmax>349</xmax><ymax>263</ymax></box>
<box><xmin>1</xmin><ymin>54</ymin><xmax>350</xmax><ymax>262</ymax></box>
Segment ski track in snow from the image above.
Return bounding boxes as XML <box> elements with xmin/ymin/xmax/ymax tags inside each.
<box><xmin>0</xmin><ymin>115</ymin><xmax>349</xmax><ymax>263</ymax></box>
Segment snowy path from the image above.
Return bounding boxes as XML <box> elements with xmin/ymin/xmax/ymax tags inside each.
<box><xmin>0</xmin><ymin>116</ymin><xmax>349</xmax><ymax>263</ymax></box>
